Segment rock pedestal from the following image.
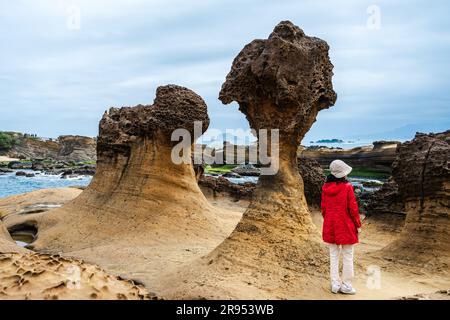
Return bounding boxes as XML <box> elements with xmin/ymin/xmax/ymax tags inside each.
<box><xmin>380</xmin><ymin>131</ymin><xmax>450</xmax><ymax>268</ymax></box>
<box><xmin>162</xmin><ymin>21</ymin><xmax>337</xmax><ymax>299</ymax></box>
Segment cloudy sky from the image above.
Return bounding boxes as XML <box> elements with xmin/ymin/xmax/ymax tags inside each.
<box><xmin>0</xmin><ymin>0</ymin><xmax>449</xmax><ymax>142</ymax></box>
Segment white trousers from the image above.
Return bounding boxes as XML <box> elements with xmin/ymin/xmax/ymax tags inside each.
<box><xmin>329</xmin><ymin>244</ymin><xmax>354</xmax><ymax>286</ymax></box>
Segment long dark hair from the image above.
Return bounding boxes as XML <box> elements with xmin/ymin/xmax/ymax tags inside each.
<box><xmin>325</xmin><ymin>174</ymin><xmax>348</xmax><ymax>184</ymax></box>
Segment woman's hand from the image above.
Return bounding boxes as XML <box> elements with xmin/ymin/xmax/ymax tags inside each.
<box><xmin>357</xmin><ymin>227</ymin><xmax>362</xmax><ymax>234</ymax></box>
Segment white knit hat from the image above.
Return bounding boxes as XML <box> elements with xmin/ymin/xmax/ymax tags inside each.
<box><xmin>330</xmin><ymin>160</ymin><xmax>352</xmax><ymax>178</ymax></box>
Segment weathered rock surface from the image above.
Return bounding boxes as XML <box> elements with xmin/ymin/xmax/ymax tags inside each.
<box><xmin>5</xmin><ymin>136</ymin><xmax>59</xmax><ymax>160</ymax></box>
<box><xmin>231</xmin><ymin>163</ymin><xmax>261</xmax><ymax>176</ymax></box>
<box><xmin>299</xmin><ymin>140</ymin><xmax>399</xmax><ymax>174</ymax></box>
<box><xmin>57</xmin><ymin>135</ymin><xmax>96</xmax><ymax>162</ymax></box>
<box><xmin>198</xmin><ymin>158</ymin><xmax>324</xmax><ymax>208</ymax></box>
<box><xmin>60</xmin><ymin>166</ymin><xmax>96</xmax><ymax>178</ymax></box>
<box><xmin>297</xmin><ymin>157</ymin><xmax>325</xmax><ymax>207</ymax></box>
<box><xmin>161</xmin><ymin>21</ymin><xmax>337</xmax><ymax>299</ymax></box>
<box><xmin>199</xmin><ymin>175</ymin><xmax>255</xmax><ymax>200</ymax></box>
<box><xmin>2</xmin><ymin>134</ymin><xmax>96</xmax><ymax>163</ymax></box>
<box><xmin>399</xmin><ymin>290</ymin><xmax>450</xmax><ymax>300</ymax></box>
<box><xmin>0</xmin><ymin>188</ymin><xmax>82</xmax><ymax>220</ymax></box>
<box><xmin>5</xmin><ymin>85</ymin><xmax>240</xmax><ymax>289</ymax></box>
<box><xmin>379</xmin><ymin>130</ymin><xmax>450</xmax><ymax>269</ymax></box>
<box><xmin>0</xmin><ymin>252</ymin><xmax>152</xmax><ymax>300</ymax></box>
<box><xmin>0</xmin><ymin>217</ymin><xmax>152</xmax><ymax>300</ymax></box>
<box><xmin>0</xmin><ymin>228</ymin><xmax>152</xmax><ymax>300</ymax></box>
<box><xmin>362</xmin><ymin>178</ymin><xmax>405</xmax><ymax>215</ymax></box>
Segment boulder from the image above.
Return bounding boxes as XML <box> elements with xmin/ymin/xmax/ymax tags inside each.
<box><xmin>8</xmin><ymin>161</ymin><xmax>32</xmax><ymax>170</ymax></box>
<box><xmin>297</xmin><ymin>157</ymin><xmax>325</xmax><ymax>208</ymax></box>
<box><xmin>362</xmin><ymin>178</ymin><xmax>405</xmax><ymax>215</ymax></box>
<box><xmin>198</xmin><ymin>175</ymin><xmax>255</xmax><ymax>200</ymax></box>
<box><xmin>231</xmin><ymin>163</ymin><xmax>260</xmax><ymax>176</ymax></box>
<box><xmin>221</xmin><ymin>172</ymin><xmax>242</xmax><ymax>178</ymax></box>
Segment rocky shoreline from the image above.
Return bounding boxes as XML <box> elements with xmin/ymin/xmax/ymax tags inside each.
<box><xmin>0</xmin><ymin>159</ymin><xmax>95</xmax><ymax>179</ymax></box>
<box><xmin>299</xmin><ymin>140</ymin><xmax>399</xmax><ymax>177</ymax></box>
<box><xmin>2</xmin><ymin>130</ymin><xmax>445</xmax><ymax>220</ymax></box>
<box><xmin>0</xmin><ymin>133</ymin><xmax>96</xmax><ymax>162</ymax></box>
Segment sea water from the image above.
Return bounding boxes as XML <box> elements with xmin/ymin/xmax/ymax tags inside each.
<box><xmin>303</xmin><ymin>140</ymin><xmax>375</xmax><ymax>149</ymax></box>
<box><xmin>0</xmin><ymin>170</ymin><xmax>382</xmax><ymax>200</ymax></box>
<box><xmin>0</xmin><ymin>170</ymin><xmax>92</xmax><ymax>198</ymax></box>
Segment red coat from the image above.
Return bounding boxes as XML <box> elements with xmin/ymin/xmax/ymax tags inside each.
<box><xmin>321</xmin><ymin>182</ymin><xmax>361</xmax><ymax>245</ymax></box>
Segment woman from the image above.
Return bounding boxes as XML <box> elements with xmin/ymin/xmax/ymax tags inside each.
<box><xmin>321</xmin><ymin>159</ymin><xmax>362</xmax><ymax>294</ymax></box>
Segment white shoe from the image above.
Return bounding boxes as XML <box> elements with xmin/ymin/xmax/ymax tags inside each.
<box><xmin>340</xmin><ymin>283</ymin><xmax>356</xmax><ymax>295</ymax></box>
<box><xmin>331</xmin><ymin>281</ymin><xmax>341</xmax><ymax>294</ymax></box>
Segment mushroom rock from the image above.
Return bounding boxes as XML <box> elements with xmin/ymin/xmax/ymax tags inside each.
<box><xmin>161</xmin><ymin>21</ymin><xmax>337</xmax><ymax>299</ymax></box>
<box><xmin>379</xmin><ymin>131</ymin><xmax>450</xmax><ymax>269</ymax></box>
<box><xmin>218</xmin><ymin>21</ymin><xmax>335</xmax><ymax>229</ymax></box>
<box><xmin>5</xmin><ymin>85</ymin><xmax>239</xmax><ymax>286</ymax></box>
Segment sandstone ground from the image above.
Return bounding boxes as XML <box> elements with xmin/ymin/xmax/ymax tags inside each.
<box><xmin>1</xmin><ymin>187</ymin><xmax>448</xmax><ymax>300</ymax></box>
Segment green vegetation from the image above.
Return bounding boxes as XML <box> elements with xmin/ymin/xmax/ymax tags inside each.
<box><xmin>323</xmin><ymin>168</ymin><xmax>390</xmax><ymax>179</ymax></box>
<box><xmin>0</xmin><ymin>132</ymin><xmax>18</xmax><ymax>150</ymax></box>
<box><xmin>205</xmin><ymin>164</ymin><xmax>237</xmax><ymax>174</ymax></box>
<box><xmin>78</xmin><ymin>160</ymin><xmax>96</xmax><ymax>165</ymax></box>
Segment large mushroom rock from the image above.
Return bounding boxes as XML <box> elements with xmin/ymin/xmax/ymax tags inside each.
<box><xmin>161</xmin><ymin>21</ymin><xmax>337</xmax><ymax>299</ymax></box>
<box><xmin>379</xmin><ymin>131</ymin><xmax>450</xmax><ymax>269</ymax></box>
<box><xmin>5</xmin><ymin>85</ymin><xmax>239</xmax><ymax>286</ymax></box>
